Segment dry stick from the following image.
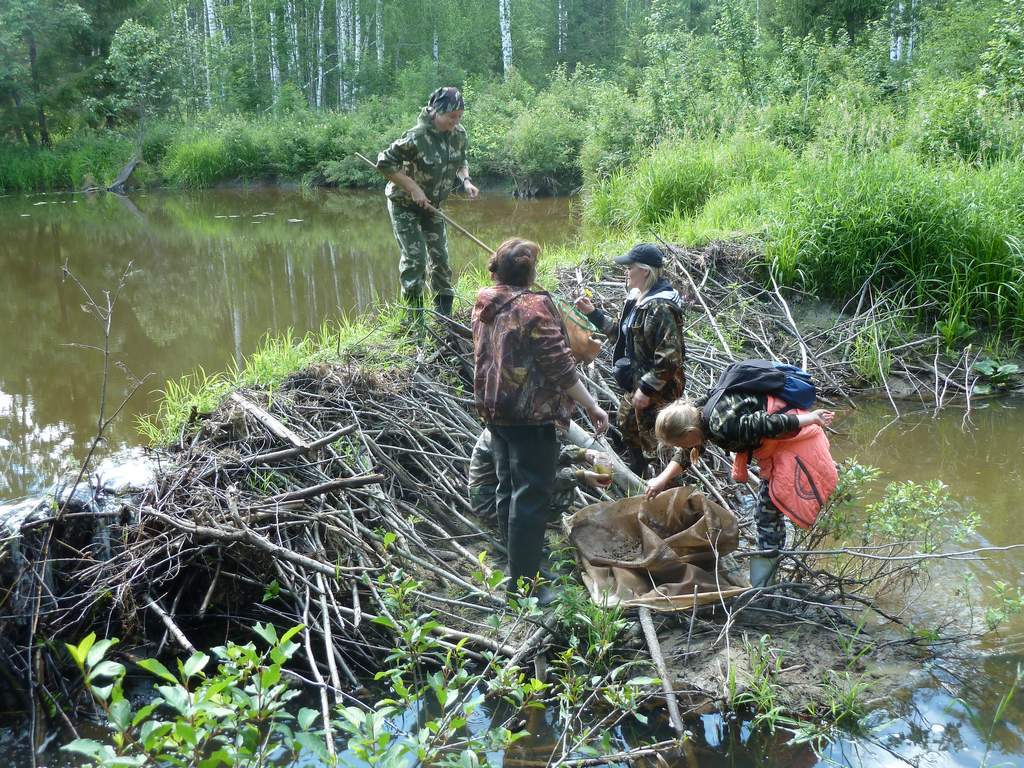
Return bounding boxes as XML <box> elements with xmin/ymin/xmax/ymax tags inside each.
<box><xmin>256</xmin><ymin>473</ymin><xmax>385</xmax><ymax>506</ymax></box>
<box><xmin>300</xmin><ymin>585</ymin><xmax>336</xmax><ymax>759</ymax></box>
<box><xmin>768</xmin><ymin>270</ymin><xmax>809</xmax><ymax>371</ymax></box>
<box><xmin>196</xmin><ymin>425</ymin><xmax>356</xmax><ymax>480</ymax></box>
<box><xmin>197</xmin><ymin>561</ymin><xmax>221</xmax><ymax>619</ymax></box>
<box><xmin>658</xmin><ymin>236</ymin><xmax>735</xmax><ymax>359</ymax></box>
<box><xmin>143</xmin><ymin>593</ymin><xmax>196</xmax><ymax>654</ymax></box>
<box><xmin>355</xmin><ymin>152</ymin><xmax>495</xmax><ymax>255</ymax></box>
<box><xmin>637</xmin><ymin>606</ymin><xmax>686</xmax><ymax>740</ymax></box>
<box><xmin>145</xmin><ymin>507</ymin><xmax>376</xmax><ymax>576</ymax></box>
<box><xmin>230</xmin><ymin>391</ymin><xmax>308</xmax><ymax>448</ymax></box>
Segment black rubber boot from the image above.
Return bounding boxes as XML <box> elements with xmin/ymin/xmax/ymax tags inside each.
<box><xmin>433</xmin><ymin>293</ymin><xmax>454</xmax><ymax>317</ymax></box>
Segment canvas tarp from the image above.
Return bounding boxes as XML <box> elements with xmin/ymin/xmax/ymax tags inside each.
<box><xmin>567</xmin><ymin>486</ymin><xmax>749</xmax><ymax>611</ymax></box>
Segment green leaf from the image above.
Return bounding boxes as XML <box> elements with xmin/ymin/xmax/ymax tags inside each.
<box><xmin>260</xmin><ymin>664</ymin><xmax>282</xmax><ymax>689</ymax></box>
<box><xmin>174</xmin><ymin>720</ymin><xmax>198</xmax><ymax>746</ymax></box>
<box><xmin>252</xmin><ymin>622</ymin><xmax>278</xmax><ymax>646</ymax></box>
<box><xmin>86</xmin><ymin>638</ymin><xmax>118</xmax><ymax>669</ymax></box>
<box><xmin>61</xmin><ymin>738</ymin><xmax>110</xmax><ymax>758</ymax></box>
<box><xmin>65</xmin><ymin>633</ymin><xmax>97</xmax><ymax>668</ymax></box>
<box><xmin>108</xmin><ymin>698</ymin><xmax>132</xmax><ymax>731</ymax></box>
<box><xmin>91</xmin><ymin>684</ymin><xmax>114</xmax><ymax>702</ymax></box>
<box><xmin>140</xmin><ymin>721</ymin><xmax>173</xmax><ymax>750</ymax></box>
<box><xmin>88</xmin><ymin>660</ymin><xmax>126</xmax><ymax>682</ymax></box>
<box><xmin>278</xmin><ymin>624</ymin><xmax>305</xmax><ymax>647</ymax></box>
<box><xmin>182</xmin><ymin>652</ymin><xmax>210</xmax><ymax>679</ymax></box>
<box><xmin>293</xmin><ymin>730</ymin><xmax>331</xmax><ymax>762</ymax></box>
<box><xmin>136</xmin><ymin>658</ymin><xmax>178</xmax><ymax>684</ymax></box>
<box><xmin>297</xmin><ymin>707</ymin><xmax>319</xmax><ymax>730</ymax></box>
<box><xmin>131</xmin><ymin>701</ymin><xmax>159</xmax><ymax>727</ymax></box>
<box><xmin>262</xmin><ymin>578</ymin><xmax>281</xmax><ymax>602</ymax></box>
<box><xmin>156</xmin><ymin>684</ymin><xmax>190</xmax><ymax>714</ymax></box>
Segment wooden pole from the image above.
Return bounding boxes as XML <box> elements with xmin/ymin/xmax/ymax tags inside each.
<box><xmin>355</xmin><ymin>152</ymin><xmax>495</xmax><ymax>255</ymax></box>
<box><xmin>638</xmin><ymin>606</ymin><xmax>687</xmax><ymax>739</ymax></box>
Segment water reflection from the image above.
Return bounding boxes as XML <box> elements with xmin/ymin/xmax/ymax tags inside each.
<box><xmin>0</xmin><ymin>188</ymin><xmax>577</xmax><ymax>499</ymax></box>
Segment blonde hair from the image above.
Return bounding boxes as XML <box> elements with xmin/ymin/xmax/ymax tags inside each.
<box><xmin>655</xmin><ymin>399</ymin><xmax>704</xmax><ymax>465</ymax></box>
<box><xmin>626</xmin><ymin>264</ymin><xmax>661</xmax><ymax>300</ymax></box>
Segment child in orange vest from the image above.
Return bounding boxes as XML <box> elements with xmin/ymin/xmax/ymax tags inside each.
<box><xmin>650</xmin><ymin>393</ymin><xmax>836</xmax><ymax>586</ymax></box>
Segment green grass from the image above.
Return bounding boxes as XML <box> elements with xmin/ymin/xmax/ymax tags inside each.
<box><xmin>580</xmin><ymin>135</ymin><xmax>1024</xmax><ymax>340</ymax></box>
<box><xmin>584</xmin><ymin>134</ymin><xmax>791</xmax><ymax>230</ymax></box>
<box><xmin>136</xmin><ymin>311</ymin><xmax>415</xmax><ymax>445</ymax></box>
<box><xmin>0</xmin><ymin>133</ymin><xmax>135</xmax><ymax>192</ymax></box>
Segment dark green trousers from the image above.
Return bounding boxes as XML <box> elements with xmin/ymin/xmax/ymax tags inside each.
<box><xmin>489</xmin><ymin>423</ymin><xmax>558</xmax><ymax>588</ymax></box>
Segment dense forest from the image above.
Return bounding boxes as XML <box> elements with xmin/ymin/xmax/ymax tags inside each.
<box><xmin>0</xmin><ymin>0</ymin><xmax>1021</xmax><ymax>193</ymax></box>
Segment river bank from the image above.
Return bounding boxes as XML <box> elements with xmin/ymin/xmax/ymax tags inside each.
<box><xmin>3</xmin><ymin>240</ymin><xmax>1018</xmax><ymax>766</ymax></box>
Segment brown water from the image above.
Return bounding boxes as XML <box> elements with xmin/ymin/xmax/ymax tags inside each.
<box><xmin>1</xmin><ymin>191</ymin><xmax>1022</xmax><ymax>765</ymax></box>
<box><xmin>0</xmin><ymin>188</ymin><xmax>575</xmax><ymax>499</ymax></box>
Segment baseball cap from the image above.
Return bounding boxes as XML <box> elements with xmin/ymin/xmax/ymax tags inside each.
<box><xmin>613</xmin><ymin>243</ymin><xmax>664</xmax><ymax>268</ymax></box>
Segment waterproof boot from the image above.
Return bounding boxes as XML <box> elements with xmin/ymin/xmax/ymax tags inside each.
<box><xmin>433</xmin><ymin>293</ymin><xmax>454</xmax><ymax>317</ymax></box>
<box><xmin>749</xmin><ymin>554</ymin><xmax>780</xmax><ymax>588</ymax></box>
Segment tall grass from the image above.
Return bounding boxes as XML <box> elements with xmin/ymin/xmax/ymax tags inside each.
<box><xmin>584</xmin><ymin>135</ymin><xmax>791</xmax><ymax>230</ymax></box>
<box><xmin>768</xmin><ymin>152</ymin><xmax>1024</xmax><ymax>337</ymax></box>
<box><xmin>581</xmin><ymin>138</ymin><xmax>1024</xmax><ymax>339</ymax></box>
<box><xmin>0</xmin><ymin>133</ymin><xmax>134</xmax><ymax>192</ymax></box>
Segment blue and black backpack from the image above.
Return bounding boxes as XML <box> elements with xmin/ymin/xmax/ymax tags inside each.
<box><xmin>701</xmin><ymin>359</ymin><xmax>816</xmax><ymax>423</ymax></box>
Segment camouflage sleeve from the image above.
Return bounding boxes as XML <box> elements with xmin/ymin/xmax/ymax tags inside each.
<box><xmin>670</xmin><ymin>447</ymin><xmax>687</xmax><ymax>468</ymax></box>
<box><xmin>638</xmin><ymin>303</ymin><xmax>685</xmax><ymax>396</ymax></box>
<box><xmin>554</xmin><ymin>466</ymin><xmax>579</xmax><ymax>494</ymax></box>
<box><xmin>558</xmin><ymin>445</ymin><xmax>587</xmax><ymax>467</ymax></box>
<box><xmin>585</xmin><ymin>308</ymin><xmax>619</xmax><ymax>343</ymax></box>
<box><xmin>531</xmin><ymin>296</ymin><xmax>579</xmax><ymax>390</ymax></box>
<box><xmin>376</xmin><ymin>133</ymin><xmax>418</xmax><ymax>175</ymax></box>
<box><xmin>710</xmin><ymin>394</ymin><xmax>799</xmax><ymax>449</ymax></box>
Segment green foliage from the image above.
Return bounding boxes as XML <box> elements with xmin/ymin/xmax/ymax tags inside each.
<box><xmin>907</xmin><ymin>78</ymin><xmax>1020</xmax><ymax>165</ymax></box>
<box><xmin>107</xmin><ymin>20</ymin><xmax>179</xmax><ymax>128</ymax></box>
<box><xmin>137</xmin><ymin>315</ymin><xmax>410</xmax><ymax>445</ymax></box>
<box><xmin>731</xmin><ymin>635</ymin><xmax>791</xmax><ymax>733</ymax></box>
<box><xmin>972</xmin><ymin>358</ymin><xmax>1020</xmax><ymax>393</ymax></box>
<box><xmin>861</xmin><ymin>479</ymin><xmax>978</xmax><ymax>554</ymax></box>
<box><xmin>811</xmin><ymin>459</ymin><xmax>881</xmax><ymax>542</ymax></box>
<box><xmin>63</xmin><ymin>625</ymin><xmax>320</xmax><ymax>767</ymax></box>
<box><xmin>767</xmin><ymin>151</ymin><xmax>1024</xmax><ymax>338</ymax></box>
<box><xmin>585</xmin><ymin>134</ymin><xmax>790</xmax><ymax>230</ymax></box>
<box><xmin>981</xmin><ymin>0</ymin><xmax>1024</xmax><ymax>106</ymax></box>
<box><xmin>984</xmin><ymin>581</ymin><xmax>1024</xmax><ymax>630</ymax></box>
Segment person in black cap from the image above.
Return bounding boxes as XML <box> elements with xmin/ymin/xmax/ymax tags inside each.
<box><xmin>376</xmin><ymin>87</ymin><xmax>479</xmax><ymax>320</ymax></box>
<box><xmin>575</xmin><ymin>244</ymin><xmax>687</xmax><ymax>476</ymax></box>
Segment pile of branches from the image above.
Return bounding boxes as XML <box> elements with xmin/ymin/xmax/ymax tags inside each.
<box><xmin>0</xmin><ymin>241</ymin><xmax>990</xmax><ymax>745</ymax></box>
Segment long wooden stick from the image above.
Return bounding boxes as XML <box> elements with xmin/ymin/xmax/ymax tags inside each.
<box><xmin>355</xmin><ymin>152</ymin><xmax>495</xmax><ymax>255</ymax></box>
<box><xmin>638</xmin><ymin>606</ymin><xmax>686</xmax><ymax>739</ymax></box>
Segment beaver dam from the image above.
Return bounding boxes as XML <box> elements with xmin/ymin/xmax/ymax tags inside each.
<box><xmin>1</xmin><ymin>242</ymin><xmax>1009</xmax><ymax>765</ymax></box>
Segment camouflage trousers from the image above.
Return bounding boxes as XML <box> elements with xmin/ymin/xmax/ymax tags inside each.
<box><xmin>616</xmin><ymin>387</ymin><xmax>681</xmax><ymax>473</ymax></box>
<box><xmin>755</xmin><ymin>481</ymin><xmax>787</xmax><ymax>550</ymax></box>
<box><xmin>387</xmin><ymin>199</ymin><xmax>453</xmax><ymax>301</ymax></box>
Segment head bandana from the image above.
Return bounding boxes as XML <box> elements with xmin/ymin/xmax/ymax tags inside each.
<box><xmin>427</xmin><ymin>86</ymin><xmax>464</xmax><ymax>114</ymax></box>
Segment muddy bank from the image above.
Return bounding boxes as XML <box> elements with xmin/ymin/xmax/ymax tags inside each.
<box><xmin>0</xmin><ymin>242</ymin><xmax>1000</xmax><ymax>763</ymax></box>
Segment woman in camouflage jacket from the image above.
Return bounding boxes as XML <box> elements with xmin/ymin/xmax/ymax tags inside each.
<box><xmin>473</xmin><ymin>238</ymin><xmax>608</xmax><ymax>600</ymax></box>
<box><xmin>575</xmin><ymin>243</ymin><xmax>686</xmax><ymax>476</ymax></box>
<box><xmin>376</xmin><ymin>86</ymin><xmax>479</xmax><ymax>317</ymax></box>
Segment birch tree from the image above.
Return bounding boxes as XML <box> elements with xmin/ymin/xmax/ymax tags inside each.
<box><xmin>269</xmin><ymin>8</ymin><xmax>281</xmax><ymax>102</ymax></box>
<box><xmin>375</xmin><ymin>0</ymin><xmax>383</xmax><ymax>65</ymax></box>
<box><xmin>557</xmin><ymin>0</ymin><xmax>567</xmax><ymax>57</ymax></box>
<box><xmin>499</xmin><ymin>0</ymin><xmax>512</xmax><ymax>76</ymax></box>
<box><xmin>315</xmin><ymin>0</ymin><xmax>326</xmax><ymax>108</ymax></box>
<box><xmin>285</xmin><ymin>0</ymin><xmax>300</xmax><ymax>86</ymax></box>
<box><xmin>337</xmin><ymin>0</ymin><xmax>349</xmax><ymax>107</ymax></box>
